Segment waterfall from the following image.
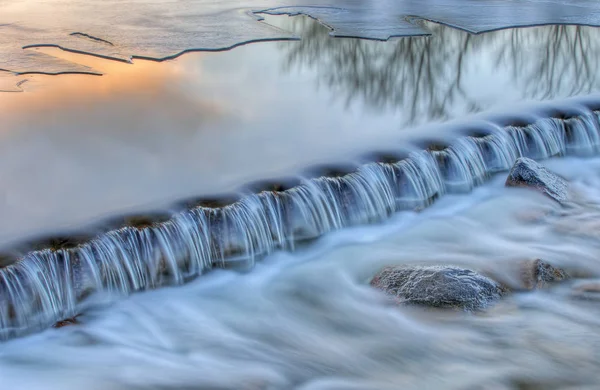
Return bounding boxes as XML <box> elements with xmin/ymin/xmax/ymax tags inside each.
<box><xmin>1</xmin><ymin>109</ymin><xmax>600</xmax><ymax>339</ymax></box>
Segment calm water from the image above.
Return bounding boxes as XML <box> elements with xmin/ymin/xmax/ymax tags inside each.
<box><xmin>1</xmin><ymin>8</ymin><xmax>600</xmax><ymax>390</ymax></box>
<box><xmin>3</xmin><ymin>0</ymin><xmax>600</xmax><ymax>74</ymax></box>
<box><xmin>1</xmin><ymin>16</ymin><xmax>600</xmax><ymax>245</ymax></box>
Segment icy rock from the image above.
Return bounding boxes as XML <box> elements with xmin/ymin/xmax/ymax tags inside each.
<box><xmin>370</xmin><ymin>265</ymin><xmax>506</xmax><ymax>311</ymax></box>
<box><xmin>505</xmin><ymin>157</ymin><xmax>569</xmax><ymax>203</ymax></box>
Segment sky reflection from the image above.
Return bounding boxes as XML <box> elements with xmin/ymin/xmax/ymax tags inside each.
<box><xmin>0</xmin><ymin>16</ymin><xmax>599</xmax><ymax>245</ymax></box>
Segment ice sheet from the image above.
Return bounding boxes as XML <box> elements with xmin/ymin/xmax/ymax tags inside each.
<box><xmin>3</xmin><ymin>0</ymin><xmax>600</xmax><ymax>74</ymax></box>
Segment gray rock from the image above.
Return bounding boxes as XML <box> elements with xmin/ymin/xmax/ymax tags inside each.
<box><xmin>505</xmin><ymin>157</ymin><xmax>569</xmax><ymax>203</ymax></box>
<box><xmin>370</xmin><ymin>265</ymin><xmax>506</xmax><ymax>311</ymax></box>
<box><xmin>523</xmin><ymin>258</ymin><xmax>569</xmax><ymax>289</ymax></box>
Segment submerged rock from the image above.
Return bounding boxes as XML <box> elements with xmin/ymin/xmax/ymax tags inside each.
<box><xmin>521</xmin><ymin>258</ymin><xmax>569</xmax><ymax>289</ymax></box>
<box><xmin>370</xmin><ymin>265</ymin><xmax>506</xmax><ymax>311</ymax></box>
<box><xmin>505</xmin><ymin>157</ymin><xmax>569</xmax><ymax>203</ymax></box>
<box><xmin>571</xmin><ymin>280</ymin><xmax>600</xmax><ymax>301</ymax></box>
<box><xmin>486</xmin><ymin>259</ymin><xmax>569</xmax><ymax>291</ymax></box>
<box><xmin>53</xmin><ymin>317</ymin><xmax>79</xmax><ymax>328</ymax></box>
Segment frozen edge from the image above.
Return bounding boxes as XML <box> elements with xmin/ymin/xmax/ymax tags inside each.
<box><xmin>5</xmin><ymin>8</ymin><xmax>600</xmax><ymax>74</ymax></box>
<box><xmin>256</xmin><ymin>6</ymin><xmax>600</xmax><ymax>40</ymax></box>
<box><xmin>69</xmin><ymin>32</ymin><xmax>115</xmax><ymax>46</ymax></box>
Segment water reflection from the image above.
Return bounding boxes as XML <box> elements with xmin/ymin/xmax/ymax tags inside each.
<box><xmin>0</xmin><ymin>71</ymin><xmax>24</xmax><ymax>92</ymax></box>
<box><xmin>275</xmin><ymin>15</ymin><xmax>600</xmax><ymax>124</ymax></box>
<box><xmin>0</xmin><ymin>17</ymin><xmax>599</xmax><ymax>246</ymax></box>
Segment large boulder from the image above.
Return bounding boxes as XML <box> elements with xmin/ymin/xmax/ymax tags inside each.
<box><xmin>505</xmin><ymin>157</ymin><xmax>569</xmax><ymax>203</ymax></box>
<box><xmin>370</xmin><ymin>265</ymin><xmax>506</xmax><ymax>311</ymax></box>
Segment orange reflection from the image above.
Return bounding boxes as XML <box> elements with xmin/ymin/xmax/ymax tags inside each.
<box><xmin>0</xmin><ymin>47</ymin><xmax>225</xmax><ymax>126</ymax></box>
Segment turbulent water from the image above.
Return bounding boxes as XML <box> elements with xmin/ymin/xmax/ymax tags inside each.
<box><xmin>2</xmin><ymin>5</ymin><xmax>600</xmax><ymax>388</ymax></box>
<box><xmin>2</xmin><ymin>156</ymin><xmax>600</xmax><ymax>389</ymax></box>
<box><xmin>2</xmin><ymin>104</ymin><xmax>600</xmax><ymax>339</ymax></box>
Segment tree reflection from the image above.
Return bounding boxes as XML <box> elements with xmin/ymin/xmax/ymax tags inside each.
<box><xmin>497</xmin><ymin>24</ymin><xmax>598</xmax><ymax>99</ymax></box>
<box><xmin>276</xmin><ymin>16</ymin><xmax>600</xmax><ymax>124</ymax></box>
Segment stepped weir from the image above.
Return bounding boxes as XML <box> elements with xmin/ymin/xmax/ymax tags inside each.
<box><xmin>1</xmin><ymin>107</ymin><xmax>600</xmax><ymax>339</ymax></box>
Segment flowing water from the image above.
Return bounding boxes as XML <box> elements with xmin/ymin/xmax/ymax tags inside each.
<box><xmin>3</xmin><ymin>157</ymin><xmax>600</xmax><ymax>389</ymax></box>
<box><xmin>3</xmin><ymin>107</ymin><xmax>600</xmax><ymax>339</ymax></box>
<box><xmin>2</xmin><ymin>9</ymin><xmax>600</xmax><ymax>389</ymax></box>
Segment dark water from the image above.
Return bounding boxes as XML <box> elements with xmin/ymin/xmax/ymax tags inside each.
<box><xmin>2</xmin><ymin>9</ymin><xmax>600</xmax><ymax>390</ymax></box>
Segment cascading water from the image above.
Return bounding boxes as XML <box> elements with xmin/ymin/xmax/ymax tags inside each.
<box><xmin>2</xmin><ymin>109</ymin><xmax>600</xmax><ymax>339</ymax></box>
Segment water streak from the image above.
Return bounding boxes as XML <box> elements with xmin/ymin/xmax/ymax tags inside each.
<box><xmin>2</xmin><ymin>109</ymin><xmax>600</xmax><ymax>338</ymax></box>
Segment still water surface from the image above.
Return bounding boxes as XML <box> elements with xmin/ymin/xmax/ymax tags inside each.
<box><xmin>0</xmin><ymin>16</ymin><xmax>599</xmax><ymax>246</ymax></box>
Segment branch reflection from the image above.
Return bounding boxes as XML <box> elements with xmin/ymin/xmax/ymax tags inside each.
<box><xmin>275</xmin><ymin>15</ymin><xmax>600</xmax><ymax>124</ymax></box>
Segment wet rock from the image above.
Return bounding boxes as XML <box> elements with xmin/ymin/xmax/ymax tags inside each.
<box><xmin>370</xmin><ymin>265</ymin><xmax>506</xmax><ymax>311</ymax></box>
<box><xmin>53</xmin><ymin>316</ymin><xmax>79</xmax><ymax>328</ymax></box>
<box><xmin>486</xmin><ymin>259</ymin><xmax>569</xmax><ymax>291</ymax></box>
<box><xmin>505</xmin><ymin>157</ymin><xmax>569</xmax><ymax>203</ymax></box>
<box><xmin>22</xmin><ymin>233</ymin><xmax>95</xmax><ymax>252</ymax></box>
<box><xmin>102</xmin><ymin>211</ymin><xmax>173</xmax><ymax>230</ymax></box>
<box><xmin>520</xmin><ymin>258</ymin><xmax>569</xmax><ymax>289</ymax></box>
<box><xmin>242</xmin><ymin>176</ymin><xmax>302</xmax><ymax>194</ymax></box>
<box><xmin>173</xmin><ymin>193</ymin><xmax>241</xmax><ymax>210</ymax></box>
<box><xmin>0</xmin><ymin>252</ymin><xmax>20</xmax><ymax>268</ymax></box>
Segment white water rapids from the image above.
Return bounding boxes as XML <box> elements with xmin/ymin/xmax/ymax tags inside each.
<box><xmin>0</xmin><ymin>155</ymin><xmax>600</xmax><ymax>389</ymax></box>
<box><xmin>1</xmin><ymin>10</ymin><xmax>600</xmax><ymax>389</ymax></box>
<box><xmin>2</xmin><ymin>106</ymin><xmax>600</xmax><ymax>340</ymax></box>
